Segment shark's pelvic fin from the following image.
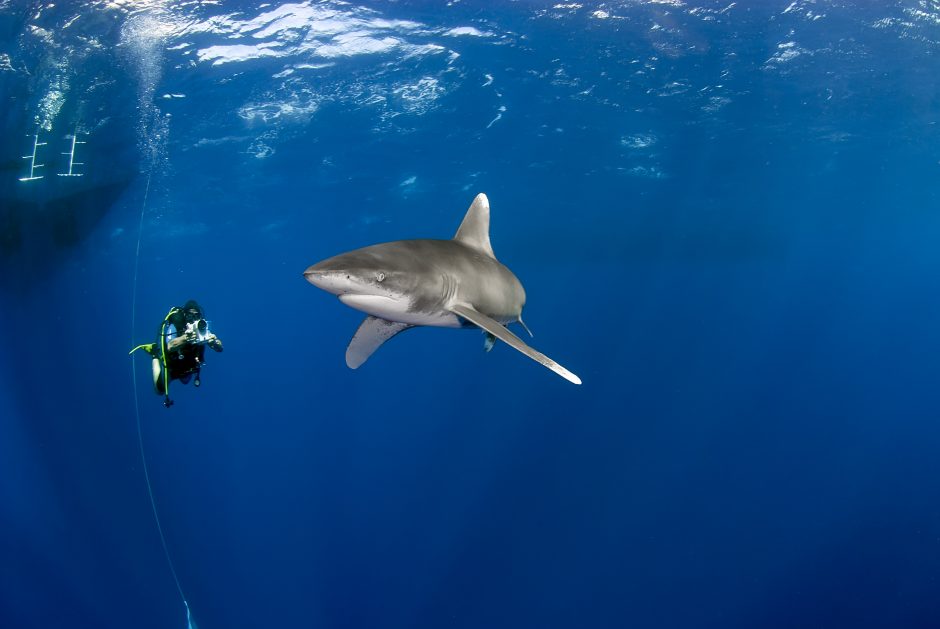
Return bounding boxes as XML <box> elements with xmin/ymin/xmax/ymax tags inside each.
<box><xmin>449</xmin><ymin>304</ymin><xmax>581</xmax><ymax>385</ymax></box>
<box><xmin>453</xmin><ymin>193</ymin><xmax>496</xmax><ymax>259</ymax></box>
<box><xmin>483</xmin><ymin>331</ymin><xmax>497</xmax><ymax>353</ymax></box>
<box><xmin>347</xmin><ymin>316</ymin><xmax>413</xmax><ymax>369</ymax></box>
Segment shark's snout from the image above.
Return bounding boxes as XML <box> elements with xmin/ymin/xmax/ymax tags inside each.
<box><xmin>304</xmin><ymin>263</ymin><xmax>351</xmax><ymax>295</ymax></box>
<box><xmin>302</xmin><ymin>194</ymin><xmax>580</xmax><ymax>384</ymax></box>
<box><xmin>305</xmin><ymin>258</ymin><xmax>391</xmax><ymax>298</ymax></box>
<box><xmin>306</xmin><ymin>258</ymin><xmax>409</xmax><ymax>322</ymax></box>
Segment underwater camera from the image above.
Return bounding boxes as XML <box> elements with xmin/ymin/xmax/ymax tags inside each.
<box><xmin>187</xmin><ymin>318</ymin><xmax>209</xmax><ymax>343</ymax></box>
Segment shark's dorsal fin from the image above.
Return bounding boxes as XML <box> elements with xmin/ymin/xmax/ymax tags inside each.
<box><xmin>453</xmin><ymin>193</ymin><xmax>496</xmax><ymax>259</ymax></box>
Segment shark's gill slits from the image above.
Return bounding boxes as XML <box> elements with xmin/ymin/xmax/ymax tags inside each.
<box><xmin>441</xmin><ymin>273</ymin><xmax>458</xmax><ymax>305</ymax></box>
<box><xmin>306</xmin><ymin>194</ymin><xmax>581</xmax><ymax>383</ymax></box>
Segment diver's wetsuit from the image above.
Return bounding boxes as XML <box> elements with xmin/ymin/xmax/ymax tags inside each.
<box><xmin>152</xmin><ymin>300</ymin><xmax>222</xmax><ymax>397</ymax></box>
<box><xmin>129</xmin><ymin>299</ymin><xmax>223</xmax><ymax>407</ymax></box>
<box><xmin>157</xmin><ymin>306</ymin><xmax>206</xmax><ymax>392</ymax></box>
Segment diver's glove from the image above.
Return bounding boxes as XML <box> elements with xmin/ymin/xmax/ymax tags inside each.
<box><xmin>207</xmin><ymin>333</ymin><xmax>223</xmax><ymax>352</ymax></box>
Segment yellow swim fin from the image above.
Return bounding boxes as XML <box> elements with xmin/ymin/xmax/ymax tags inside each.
<box><xmin>129</xmin><ymin>343</ymin><xmax>156</xmax><ymax>357</ymax></box>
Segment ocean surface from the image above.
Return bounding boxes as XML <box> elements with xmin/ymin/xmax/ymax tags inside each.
<box><xmin>2</xmin><ymin>1</ymin><xmax>940</xmax><ymax>627</ymax></box>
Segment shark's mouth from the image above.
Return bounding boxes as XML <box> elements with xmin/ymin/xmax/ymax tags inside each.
<box><xmin>339</xmin><ymin>293</ymin><xmax>408</xmax><ymax>320</ymax></box>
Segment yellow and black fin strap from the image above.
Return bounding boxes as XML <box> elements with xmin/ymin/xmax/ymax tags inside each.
<box><xmin>129</xmin><ymin>307</ymin><xmax>178</xmax><ymax>356</ymax></box>
<box><xmin>129</xmin><ymin>343</ymin><xmax>156</xmax><ymax>356</ymax></box>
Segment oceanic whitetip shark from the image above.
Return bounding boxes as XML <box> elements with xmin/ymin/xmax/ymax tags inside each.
<box><xmin>304</xmin><ymin>193</ymin><xmax>581</xmax><ymax>385</ymax></box>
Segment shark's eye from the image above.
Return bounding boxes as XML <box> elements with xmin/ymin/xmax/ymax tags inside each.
<box><xmin>376</xmin><ymin>272</ymin><xmax>386</xmax><ymax>282</ymax></box>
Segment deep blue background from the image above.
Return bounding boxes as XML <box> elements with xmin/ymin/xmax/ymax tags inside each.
<box><xmin>3</xmin><ymin>1</ymin><xmax>940</xmax><ymax>627</ymax></box>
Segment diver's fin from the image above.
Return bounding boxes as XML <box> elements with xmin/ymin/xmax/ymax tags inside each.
<box><xmin>449</xmin><ymin>303</ymin><xmax>581</xmax><ymax>385</ymax></box>
<box><xmin>129</xmin><ymin>343</ymin><xmax>156</xmax><ymax>356</ymax></box>
<box><xmin>483</xmin><ymin>331</ymin><xmax>497</xmax><ymax>352</ymax></box>
<box><xmin>346</xmin><ymin>316</ymin><xmax>413</xmax><ymax>369</ymax></box>
<box><xmin>453</xmin><ymin>193</ymin><xmax>496</xmax><ymax>259</ymax></box>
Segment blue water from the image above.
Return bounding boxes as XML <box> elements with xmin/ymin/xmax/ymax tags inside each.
<box><xmin>3</xmin><ymin>1</ymin><xmax>940</xmax><ymax>627</ymax></box>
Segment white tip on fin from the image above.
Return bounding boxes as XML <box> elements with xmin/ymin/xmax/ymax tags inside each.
<box><xmin>449</xmin><ymin>303</ymin><xmax>581</xmax><ymax>385</ymax></box>
<box><xmin>453</xmin><ymin>193</ymin><xmax>496</xmax><ymax>258</ymax></box>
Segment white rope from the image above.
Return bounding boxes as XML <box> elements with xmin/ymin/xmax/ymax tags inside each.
<box><xmin>130</xmin><ymin>169</ymin><xmax>190</xmax><ymax>613</ymax></box>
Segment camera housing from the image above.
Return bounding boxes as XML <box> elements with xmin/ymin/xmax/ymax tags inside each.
<box><xmin>187</xmin><ymin>319</ymin><xmax>209</xmax><ymax>343</ymax></box>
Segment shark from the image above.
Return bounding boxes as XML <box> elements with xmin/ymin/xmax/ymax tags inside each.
<box><xmin>304</xmin><ymin>193</ymin><xmax>581</xmax><ymax>385</ymax></box>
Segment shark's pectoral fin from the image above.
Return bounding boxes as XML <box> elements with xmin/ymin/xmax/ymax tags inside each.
<box><xmin>449</xmin><ymin>304</ymin><xmax>581</xmax><ymax>385</ymax></box>
<box><xmin>347</xmin><ymin>316</ymin><xmax>413</xmax><ymax>369</ymax></box>
<box><xmin>483</xmin><ymin>331</ymin><xmax>497</xmax><ymax>353</ymax></box>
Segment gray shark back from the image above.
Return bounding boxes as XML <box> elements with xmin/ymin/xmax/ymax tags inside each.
<box><xmin>304</xmin><ymin>193</ymin><xmax>580</xmax><ymax>384</ymax></box>
<box><xmin>345</xmin><ymin>239</ymin><xmax>525</xmax><ymax>324</ymax></box>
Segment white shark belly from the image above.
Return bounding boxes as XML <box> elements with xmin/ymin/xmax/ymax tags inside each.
<box><xmin>339</xmin><ymin>293</ymin><xmax>462</xmax><ymax>327</ymax></box>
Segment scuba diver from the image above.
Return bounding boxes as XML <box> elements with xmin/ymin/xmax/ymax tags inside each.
<box><xmin>130</xmin><ymin>300</ymin><xmax>223</xmax><ymax>407</ymax></box>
